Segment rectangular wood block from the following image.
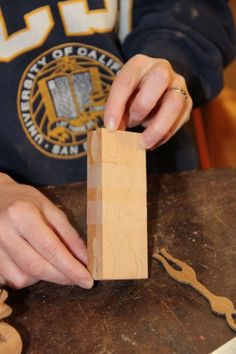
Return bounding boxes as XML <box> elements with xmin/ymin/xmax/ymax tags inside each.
<box><xmin>87</xmin><ymin>128</ymin><xmax>148</xmax><ymax>280</ymax></box>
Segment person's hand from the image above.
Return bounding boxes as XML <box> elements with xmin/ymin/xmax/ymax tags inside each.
<box><xmin>104</xmin><ymin>54</ymin><xmax>193</xmax><ymax>149</ymax></box>
<box><xmin>0</xmin><ymin>173</ymin><xmax>93</xmax><ymax>289</ymax></box>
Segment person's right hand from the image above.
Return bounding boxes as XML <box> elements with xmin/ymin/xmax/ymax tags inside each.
<box><xmin>0</xmin><ymin>173</ymin><xmax>93</xmax><ymax>289</ymax></box>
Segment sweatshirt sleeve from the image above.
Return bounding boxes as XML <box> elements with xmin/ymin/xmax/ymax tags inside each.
<box><xmin>121</xmin><ymin>0</ymin><xmax>236</xmax><ymax>107</ymax></box>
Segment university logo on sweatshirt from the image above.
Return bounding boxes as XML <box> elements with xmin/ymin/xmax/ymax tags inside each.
<box><xmin>0</xmin><ymin>1</ymin><xmax>127</xmax><ymax>159</ymax></box>
<box><xmin>17</xmin><ymin>43</ymin><xmax>121</xmax><ymax>158</ymax></box>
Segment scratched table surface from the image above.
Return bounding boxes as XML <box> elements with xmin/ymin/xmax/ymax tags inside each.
<box><xmin>4</xmin><ymin>168</ymin><xmax>236</xmax><ymax>354</ymax></box>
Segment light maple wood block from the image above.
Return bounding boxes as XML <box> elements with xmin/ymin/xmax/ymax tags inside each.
<box><xmin>87</xmin><ymin>128</ymin><xmax>148</xmax><ymax>280</ymax></box>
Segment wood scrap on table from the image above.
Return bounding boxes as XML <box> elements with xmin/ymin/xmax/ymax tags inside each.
<box><xmin>211</xmin><ymin>337</ymin><xmax>236</xmax><ymax>354</ymax></box>
<box><xmin>153</xmin><ymin>248</ymin><xmax>236</xmax><ymax>332</ymax></box>
<box><xmin>0</xmin><ymin>289</ymin><xmax>22</xmax><ymax>354</ymax></box>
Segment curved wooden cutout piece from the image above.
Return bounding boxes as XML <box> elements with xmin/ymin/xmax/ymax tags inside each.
<box><xmin>0</xmin><ymin>322</ymin><xmax>22</xmax><ymax>354</ymax></box>
<box><xmin>0</xmin><ymin>290</ymin><xmax>12</xmax><ymax>321</ymax></box>
<box><xmin>0</xmin><ymin>304</ymin><xmax>12</xmax><ymax>322</ymax></box>
<box><xmin>153</xmin><ymin>248</ymin><xmax>236</xmax><ymax>332</ymax></box>
<box><xmin>0</xmin><ymin>290</ymin><xmax>22</xmax><ymax>354</ymax></box>
<box><xmin>0</xmin><ymin>291</ymin><xmax>8</xmax><ymax>304</ymax></box>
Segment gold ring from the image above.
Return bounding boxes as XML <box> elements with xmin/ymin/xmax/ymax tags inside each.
<box><xmin>169</xmin><ymin>86</ymin><xmax>188</xmax><ymax>100</ymax></box>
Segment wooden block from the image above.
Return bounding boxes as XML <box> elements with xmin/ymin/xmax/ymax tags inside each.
<box><xmin>87</xmin><ymin>128</ymin><xmax>148</xmax><ymax>280</ymax></box>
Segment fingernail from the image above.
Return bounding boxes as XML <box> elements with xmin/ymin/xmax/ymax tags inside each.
<box><xmin>128</xmin><ymin>120</ymin><xmax>137</xmax><ymax>128</ymax></box>
<box><xmin>139</xmin><ymin>133</ymin><xmax>152</xmax><ymax>150</ymax></box>
<box><xmin>129</xmin><ymin>111</ymin><xmax>141</xmax><ymax>122</ymax></box>
<box><xmin>80</xmin><ymin>277</ymin><xmax>94</xmax><ymax>289</ymax></box>
<box><xmin>138</xmin><ymin>137</ymin><xmax>147</xmax><ymax>150</ymax></box>
<box><xmin>106</xmin><ymin>118</ymin><xmax>117</xmax><ymax>131</ymax></box>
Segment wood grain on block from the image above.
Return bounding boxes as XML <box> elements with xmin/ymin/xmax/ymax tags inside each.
<box><xmin>87</xmin><ymin>128</ymin><xmax>148</xmax><ymax>280</ymax></box>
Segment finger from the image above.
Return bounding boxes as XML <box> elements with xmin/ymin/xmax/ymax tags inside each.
<box><xmin>17</xmin><ymin>188</ymin><xmax>88</xmax><ymax>265</ymax></box>
<box><xmin>16</xmin><ymin>205</ymin><xmax>93</xmax><ymax>289</ymax></box>
<box><xmin>128</xmin><ymin>61</ymin><xmax>172</xmax><ymax>127</ymax></box>
<box><xmin>141</xmin><ymin>93</ymin><xmax>192</xmax><ymax>148</ymax></box>
<box><xmin>1</xmin><ymin>230</ymin><xmax>76</xmax><ymax>286</ymax></box>
<box><xmin>139</xmin><ymin>87</ymin><xmax>189</xmax><ymax>149</ymax></box>
<box><xmin>164</xmin><ymin>86</ymin><xmax>193</xmax><ymax>138</ymax></box>
<box><xmin>42</xmin><ymin>201</ymin><xmax>88</xmax><ymax>265</ymax></box>
<box><xmin>0</xmin><ymin>248</ymin><xmax>36</xmax><ymax>289</ymax></box>
<box><xmin>158</xmin><ymin>98</ymin><xmax>192</xmax><ymax>147</ymax></box>
<box><xmin>104</xmin><ymin>54</ymin><xmax>155</xmax><ymax>130</ymax></box>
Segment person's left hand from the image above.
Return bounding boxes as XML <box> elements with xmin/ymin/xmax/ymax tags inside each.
<box><xmin>104</xmin><ymin>54</ymin><xmax>193</xmax><ymax>149</ymax></box>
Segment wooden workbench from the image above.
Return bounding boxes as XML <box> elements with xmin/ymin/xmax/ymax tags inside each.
<box><xmin>4</xmin><ymin>168</ymin><xmax>236</xmax><ymax>354</ymax></box>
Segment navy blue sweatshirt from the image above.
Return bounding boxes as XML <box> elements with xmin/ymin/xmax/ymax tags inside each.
<box><xmin>0</xmin><ymin>0</ymin><xmax>235</xmax><ymax>185</ymax></box>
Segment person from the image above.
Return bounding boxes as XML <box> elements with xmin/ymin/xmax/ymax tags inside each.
<box><xmin>0</xmin><ymin>0</ymin><xmax>235</xmax><ymax>289</ymax></box>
